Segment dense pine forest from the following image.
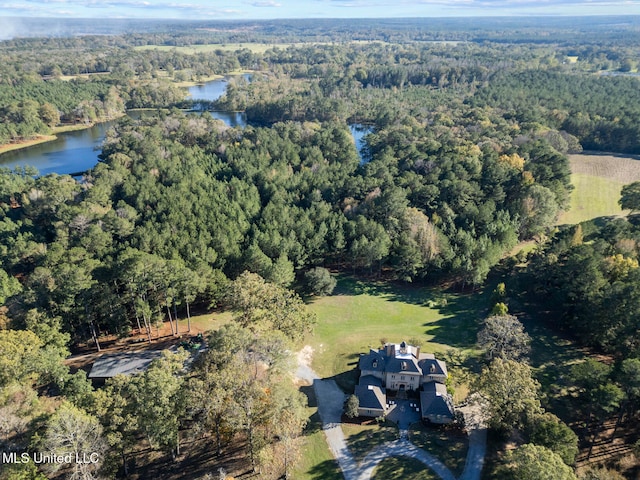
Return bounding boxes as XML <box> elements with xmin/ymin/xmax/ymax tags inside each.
<box><xmin>1</xmin><ymin>16</ymin><xmax>640</xmax><ymax>480</ymax></box>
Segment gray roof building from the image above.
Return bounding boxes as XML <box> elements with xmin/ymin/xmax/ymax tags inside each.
<box><xmin>88</xmin><ymin>350</ymin><xmax>166</xmax><ymax>379</ymax></box>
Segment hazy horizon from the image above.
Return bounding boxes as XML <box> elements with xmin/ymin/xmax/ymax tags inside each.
<box><xmin>1</xmin><ymin>0</ymin><xmax>639</xmax><ymax>20</ymax></box>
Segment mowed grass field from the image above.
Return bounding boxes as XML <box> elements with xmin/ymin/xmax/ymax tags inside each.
<box><xmin>305</xmin><ymin>276</ymin><xmax>485</xmax><ymax>382</ymax></box>
<box><xmin>557</xmin><ymin>152</ymin><xmax>640</xmax><ymax>225</ymax></box>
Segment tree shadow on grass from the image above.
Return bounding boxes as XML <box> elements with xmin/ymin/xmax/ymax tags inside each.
<box><xmin>342</xmin><ymin>422</ymin><xmax>399</xmax><ymax>463</ymax></box>
<box><xmin>425</xmin><ymin>288</ymin><xmax>490</xmax><ymax>350</ymax></box>
<box><xmin>300</xmin><ymin>384</ymin><xmax>318</xmax><ymax>408</ymax></box>
<box><xmin>306</xmin><ymin>459</ymin><xmax>344</xmax><ymax>480</ymax></box>
<box><xmin>327</xmin><ymin>274</ymin><xmax>443</xmax><ymax>306</ymax></box>
<box><xmin>371</xmin><ymin>456</ymin><xmax>440</xmax><ymax>480</ymax></box>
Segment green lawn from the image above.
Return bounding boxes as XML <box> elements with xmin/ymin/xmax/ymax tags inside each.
<box><xmin>305</xmin><ymin>276</ymin><xmax>486</xmax><ymax>388</ymax></box>
<box><xmin>179</xmin><ymin>310</ymin><xmax>232</xmax><ymax>333</ymax></box>
<box><xmin>342</xmin><ymin>421</ymin><xmax>398</xmax><ymax>463</ymax></box>
<box><xmin>408</xmin><ymin>424</ymin><xmax>468</xmax><ymax>477</ymax></box>
<box><xmin>371</xmin><ymin>456</ymin><xmax>440</xmax><ymax>480</ymax></box>
<box><xmin>291</xmin><ymin>412</ymin><xmax>342</xmax><ymax>480</ymax></box>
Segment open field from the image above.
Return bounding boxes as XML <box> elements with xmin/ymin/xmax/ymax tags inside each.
<box><xmin>558</xmin><ymin>152</ymin><xmax>640</xmax><ymax>225</ymax></box>
<box><xmin>135</xmin><ymin>43</ymin><xmax>303</xmax><ymax>54</ymax></box>
<box><xmin>305</xmin><ymin>276</ymin><xmax>486</xmax><ymax>387</ymax></box>
<box><xmin>135</xmin><ymin>40</ymin><xmax>384</xmax><ymax>55</ymax></box>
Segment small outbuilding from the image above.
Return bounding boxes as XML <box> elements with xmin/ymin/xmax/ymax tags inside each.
<box><xmin>88</xmin><ymin>350</ymin><xmax>166</xmax><ymax>380</ymax></box>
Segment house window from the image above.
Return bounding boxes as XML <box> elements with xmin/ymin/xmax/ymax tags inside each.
<box><xmin>401</xmin><ymin>376</ymin><xmax>405</xmax><ymax>380</ymax></box>
<box><xmin>391</xmin><ymin>375</ymin><xmax>395</xmax><ymax>379</ymax></box>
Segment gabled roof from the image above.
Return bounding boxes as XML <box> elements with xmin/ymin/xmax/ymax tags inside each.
<box><xmin>420</xmin><ymin>382</ymin><xmax>454</xmax><ymax>419</ymax></box>
<box><xmin>358</xmin><ymin>350</ymin><xmax>386</xmax><ymax>372</ymax></box>
<box><xmin>359</xmin><ymin>344</ymin><xmax>448</xmax><ymax>380</ymax></box>
<box><xmin>359</xmin><ymin>375</ymin><xmax>383</xmax><ymax>388</ymax></box>
<box><xmin>418</xmin><ymin>357</ymin><xmax>448</xmax><ymax>377</ymax></box>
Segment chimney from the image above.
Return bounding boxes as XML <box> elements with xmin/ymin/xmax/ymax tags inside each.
<box><xmin>385</xmin><ymin>343</ymin><xmax>394</xmax><ymax>358</ymax></box>
<box><xmin>415</xmin><ymin>345</ymin><xmax>420</xmax><ymax>358</ymax></box>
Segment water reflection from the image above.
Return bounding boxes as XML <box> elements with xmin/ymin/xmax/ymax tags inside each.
<box><xmin>349</xmin><ymin>124</ymin><xmax>373</xmax><ymax>164</ymax></box>
<box><xmin>0</xmin><ymin>77</ymin><xmax>243</xmax><ymax>176</ymax></box>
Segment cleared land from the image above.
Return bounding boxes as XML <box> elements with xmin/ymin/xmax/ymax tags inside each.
<box><xmin>558</xmin><ymin>152</ymin><xmax>640</xmax><ymax>225</ymax></box>
<box><xmin>305</xmin><ymin>276</ymin><xmax>485</xmax><ymax>388</ymax></box>
<box><xmin>135</xmin><ymin>43</ymin><xmax>308</xmax><ymax>54</ymax></box>
<box><xmin>135</xmin><ymin>40</ymin><xmax>384</xmax><ymax>55</ymax></box>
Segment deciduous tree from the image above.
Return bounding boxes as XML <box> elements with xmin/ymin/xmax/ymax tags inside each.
<box><xmin>477</xmin><ymin>314</ymin><xmax>531</xmax><ymax>361</ymax></box>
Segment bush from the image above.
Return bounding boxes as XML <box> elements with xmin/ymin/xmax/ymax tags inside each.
<box><xmin>304</xmin><ymin>267</ymin><xmax>337</xmax><ymax>296</ymax></box>
<box><xmin>345</xmin><ymin>394</ymin><xmax>359</xmax><ymax>419</ymax></box>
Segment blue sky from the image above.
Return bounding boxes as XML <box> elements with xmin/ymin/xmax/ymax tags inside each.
<box><xmin>0</xmin><ymin>0</ymin><xmax>638</xmax><ymax>19</ymax></box>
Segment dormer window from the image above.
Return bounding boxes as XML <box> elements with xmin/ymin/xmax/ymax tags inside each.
<box><xmin>373</xmin><ymin>360</ymin><xmax>378</xmax><ymax>368</ymax></box>
<box><xmin>401</xmin><ymin>361</ymin><xmax>407</xmax><ymax>371</ymax></box>
<box><xmin>430</xmin><ymin>364</ymin><xmax>436</xmax><ymax>373</ymax></box>
<box><xmin>400</xmin><ymin>341</ymin><xmax>407</xmax><ymax>354</ymax></box>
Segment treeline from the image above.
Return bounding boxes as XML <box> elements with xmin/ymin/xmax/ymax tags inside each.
<box><xmin>0</xmin><ymin>107</ymin><xmax>571</xmax><ymax>345</ymax></box>
<box><xmin>0</xmin><ymin>274</ymin><xmax>314</xmax><ymax>479</ymax></box>
<box><xmin>471</xmin><ymin>70</ymin><xmax>640</xmax><ymax>153</ymax></box>
<box><xmin>524</xmin><ymin>218</ymin><xmax>640</xmax><ymax>360</ymax></box>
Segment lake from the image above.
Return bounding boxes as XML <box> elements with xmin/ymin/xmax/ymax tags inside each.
<box><xmin>0</xmin><ymin>77</ymin><xmax>245</xmax><ymax>176</ymax></box>
<box><xmin>0</xmin><ymin>77</ymin><xmax>370</xmax><ymax>175</ymax></box>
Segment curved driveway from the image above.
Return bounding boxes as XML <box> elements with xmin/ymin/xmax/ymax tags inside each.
<box><xmin>299</xmin><ymin>348</ymin><xmax>486</xmax><ymax>480</ymax></box>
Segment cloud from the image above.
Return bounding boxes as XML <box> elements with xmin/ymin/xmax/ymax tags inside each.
<box><xmin>250</xmin><ymin>0</ymin><xmax>281</xmax><ymax>6</ymax></box>
<box><xmin>319</xmin><ymin>0</ymin><xmax>640</xmax><ymax>7</ymax></box>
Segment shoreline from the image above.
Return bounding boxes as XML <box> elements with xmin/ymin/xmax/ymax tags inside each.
<box><xmin>0</xmin><ymin>135</ymin><xmax>58</xmax><ymax>154</ymax></box>
<box><xmin>0</xmin><ymin>114</ymin><xmax>127</xmax><ymax>156</ymax></box>
<box><xmin>0</xmin><ymin>72</ymin><xmax>253</xmax><ymax>156</ymax></box>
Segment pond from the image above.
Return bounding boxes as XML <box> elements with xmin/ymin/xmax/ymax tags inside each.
<box><xmin>350</xmin><ymin>124</ymin><xmax>373</xmax><ymax>164</ymax></box>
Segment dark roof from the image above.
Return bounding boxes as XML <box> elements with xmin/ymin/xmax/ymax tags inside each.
<box><xmin>88</xmin><ymin>350</ymin><xmax>165</xmax><ymax>378</ymax></box>
<box><xmin>386</xmin><ymin>356</ymin><xmax>421</xmax><ymax>374</ymax></box>
<box><xmin>360</xmin><ymin>344</ymin><xmax>448</xmax><ymax>378</ymax></box>
<box><xmin>420</xmin><ymin>382</ymin><xmax>454</xmax><ymax>419</ymax></box>
<box><xmin>358</xmin><ymin>350</ymin><xmax>386</xmax><ymax>372</ymax></box>
<box><xmin>355</xmin><ymin>383</ymin><xmax>387</xmax><ymax>411</ymax></box>
<box><xmin>359</xmin><ymin>375</ymin><xmax>383</xmax><ymax>388</ymax></box>
<box><xmin>418</xmin><ymin>357</ymin><xmax>448</xmax><ymax>377</ymax></box>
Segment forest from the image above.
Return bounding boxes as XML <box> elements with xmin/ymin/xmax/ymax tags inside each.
<box><xmin>1</xmin><ymin>15</ymin><xmax>640</xmax><ymax>480</ymax></box>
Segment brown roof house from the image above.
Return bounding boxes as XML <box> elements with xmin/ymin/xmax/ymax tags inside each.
<box><xmin>356</xmin><ymin>341</ymin><xmax>454</xmax><ymax>424</ymax></box>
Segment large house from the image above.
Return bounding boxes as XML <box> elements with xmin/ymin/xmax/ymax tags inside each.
<box><xmin>355</xmin><ymin>341</ymin><xmax>455</xmax><ymax>424</ymax></box>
